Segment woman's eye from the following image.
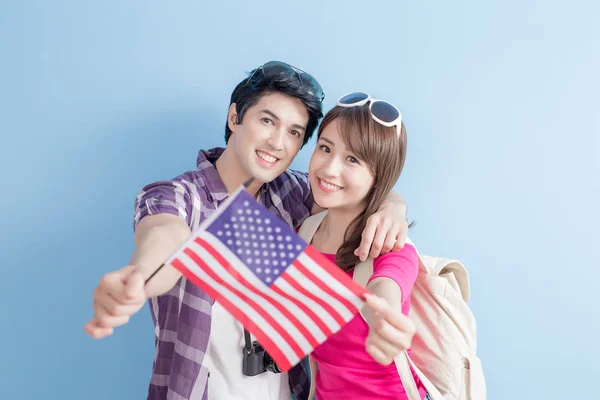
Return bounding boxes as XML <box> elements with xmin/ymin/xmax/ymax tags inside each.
<box><xmin>319</xmin><ymin>145</ymin><xmax>330</xmax><ymax>153</ymax></box>
<box><xmin>347</xmin><ymin>156</ymin><xmax>359</xmax><ymax>164</ymax></box>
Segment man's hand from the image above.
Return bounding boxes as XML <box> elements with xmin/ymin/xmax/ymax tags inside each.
<box><xmin>363</xmin><ymin>293</ymin><xmax>416</xmax><ymax>365</ymax></box>
<box><xmin>84</xmin><ymin>265</ymin><xmax>147</xmax><ymax>339</ymax></box>
<box><xmin>355</xmin><ymin>197</ymin><xmax>408</xmax><ymax>261</ymax></box>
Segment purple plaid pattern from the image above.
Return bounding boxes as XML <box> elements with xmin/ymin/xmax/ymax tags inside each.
<box><xmin>134</xmin><ymin>148</ymin><xmax>314</xmax><ymax>400</ymax></box>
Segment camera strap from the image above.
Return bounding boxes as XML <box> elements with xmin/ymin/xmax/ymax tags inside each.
<box><xmin>244</xmin><ymin>328</ymin><xmax>252</xmax><ymax>350</ymax></box>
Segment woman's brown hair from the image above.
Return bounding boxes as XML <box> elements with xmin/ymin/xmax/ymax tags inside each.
<box><xmin>317</xmin><ymin>105</ymin><xmax>408</xmax><ymax>271</ymax></box>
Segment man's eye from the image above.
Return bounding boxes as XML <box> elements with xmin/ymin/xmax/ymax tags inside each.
<box><xmin>290</xmin><ymin>130</ymin><xmax>301</xmax><ymax>138</ymax></box>
<box><xmin>262</xmin><ymin>118</ymin><xmax>273</xmax><ymax>124</ymax></box>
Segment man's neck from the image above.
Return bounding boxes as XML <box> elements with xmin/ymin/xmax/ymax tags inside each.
<box><xmin>215</xmin><ymin>147</ymin><xmax>263</xmax><ymax>196</ymax></box>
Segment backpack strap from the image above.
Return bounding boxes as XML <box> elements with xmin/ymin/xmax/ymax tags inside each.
<box><xmin>307</xmin><ymin>355</ymin><xmax>318</xmax><ymax>400</ymax></box>
<box><xmin>352</xmin><ymin>258</ymin><xmax>374</xmax><ymax>287</ymax></box>
<box><xmin>353</xmin><ymin>257</ymin><xmax>443</xmax><ymax>400</ymax></box>
<box><xmin>297</xmin><ymin>211</ymin><xmax>328</xmax><ymax>243</ymax></box>
<box><xmin>297</xmin><ymin>211</ymin><xmax>327</xmax><ymax>400</ymax></box>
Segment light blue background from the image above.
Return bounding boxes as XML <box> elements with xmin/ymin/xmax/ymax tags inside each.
<box><xmin>1</xmin><ymin>1</ymin><xmax>598</xmax><ymax>399</ymax></box>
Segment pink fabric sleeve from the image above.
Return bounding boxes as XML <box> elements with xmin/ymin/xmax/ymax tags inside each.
<box><xmin>367</xmin><ymin>244</ymin><xmax>419</xmax><ymax>305</ymax></box>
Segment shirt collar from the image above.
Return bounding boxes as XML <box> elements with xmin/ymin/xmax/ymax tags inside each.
<box><xmin>196</xmin><ymin>147</ymin><xmax>229</xmax><ymax>203</ymax></box>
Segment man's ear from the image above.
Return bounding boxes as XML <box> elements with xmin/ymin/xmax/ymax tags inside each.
<box><xmin>227</xmin><ymin>103</ymin><xmax>239</xmax><ymax>132</ymax></box>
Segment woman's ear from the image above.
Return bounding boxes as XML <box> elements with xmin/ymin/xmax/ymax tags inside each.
<box><xmin>227</xmin><ymin>103</ymin><xmax>239</xmax><ymax>132</ymax></box>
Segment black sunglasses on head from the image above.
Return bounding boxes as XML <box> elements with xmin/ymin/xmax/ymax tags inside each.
<box><xmin>248</xmin><ymin>61</ymin><xmax>325</xmax><ymax>102</ymax></box>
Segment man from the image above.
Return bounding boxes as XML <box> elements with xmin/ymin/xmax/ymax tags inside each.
<box><xmin>84</xmin><ymin>61</ymin><xmax>414</xmax><ymax>400</ymax></box>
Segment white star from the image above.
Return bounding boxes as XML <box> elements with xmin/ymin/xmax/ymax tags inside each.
<box><xmin>273</xmin><ymin>260</ymin><xmax>279</xmax><ymax>266</ymax></box>
<box><xmin>254</xmin><ymin>210</ymin><xmax>260</xmax><ymax>216</ymax></box>
<box><xmin>280</xmin><ymin>252</ymin><xmax>286</xmax><ymax>258</ymax></box>
<box><xmin>265</xmin><ymin>268</ymin><xmax>271</xmax><ymax>274</ymax></box>
<box><xmin>233</xmin><ymin>224</ymin><xmax>239</xmax><ymax>229</ymax></box>
<box><xmin>260</xmin><ymin>243</ymin><xmax>267</xmax><ymax>248</ymax></box>
<box><xmin>241</xmin><ymin>224</ymin><xmax>247</xmax><ymax>230</ymax></box>
<box><xmin>287</xmin><ymin>244</ymin><xmax>293</xmax><ymax>250</ymax></box>
<box><xmin>268</xmin><ymin>235</ymin><xmax>274</xmax><ymax>241</ymax></box>
<box><xmin>277</xmin><ymin>235</ymin><xmax>282</xmax><ymax>241</ymax></box>
<box><xmin>234</xmin><ymin>232</ymin><xmax>240</xmax><ymax>237</ymax></box>
<box><xmin>255</xmin><ymin>259</ymin><xmax>261</xmax><ymax>264</ymax></box>
<box><xmin>225</xmin><ymin>231</ymin><xmax>232</xmax><ymax>236</ymax></box>
<box><xmin>253</xmin><ymin>243</ymin><xmax>258</xmax><ymax>247</ymax></box>
<box><xmin>266</xmin><ymin>277</ymin><xmax>272</xmax><ymax>283</ymax></box>
<box><xmin>265</xmin><ymin>219</ymin><xmax>271</xmax><ymax>225</ymax></box>
<box><xmin>249</xmin><ymin>226</ymin><xmax>255</xmax><ymax>232</ymax></box>
<box><xmin>254</xmin><ymin>250</ymin><xmax>260</xmax><ymax>256</ymax></box>
<box><xmin>256</xmin><ymin>218</ymin><xmax>262</xmax><ymax>224</ymax></box>
<box><xmin>225</xmin><ymin>224</ymin><xmax>230</xmax><ymax>229</ymax></box>
<box><xmin>217</xmin><ymin>231</ymin><xmax>223</xmax><ymax>236</ymax></box>
<box><xmin>269</xmin><ymin>243</ymin><xmax>276</xmax><ymax>249</ymax></box>
<box><xmin>288</xmin><ymin>253</ymin><xmax>294</xmax><ymax>258</ymax></box>
<box><xmin>251</xmin><ymin>234</ymin><xmax>256</xmax><ymax>239</ymax></box>
<box><xmin>262</xmin><ymin>251</ymin><xmax>269</xmax><ymax>256</ymax></box>
<box><xmin>257</xmin><ymin>227</ymin><xmax>263</xmax><ymax>232</ymax></box>
<box><xmin>248</xmin><ymin>217</ymin><xmax>254</xmax><ymax>223</ymax></box>
<box><xmin>246</xmin><ymin>209</ymin><xmax>252</xmax><ymax>215</ymax></box>
<box><xmin>246</xmin><ymin>258</ymin><xmax>253</xmax><ymax>264</ymax></box>
<box><xmin>237</xmin><ymin>209</ymin><xmax>243</xmax><ymax>215</ymax></box>
<box><xmin>259</xmin><ymin>235</ymin><xmax>265</xmax><ymax>240</ymax></box>
<box><xmin>244</xmin><ymin>241</ymin><xmax>250</xmax><ymax>247</ymax></box>
<box><xmin>231</xmin><ymin>217</ymin><xmax>237</xmax><ymax>222</ymax></box>
<box><xmin>256</xmin><ymin>267</ymin><xmax>262</xmax><ymax>273</ymax></box>
<box><xmin>240</xmin><ymin>216</ymin><xmax>245</xmax><ymax>222</ymax></box>
<box><xmin>237</xmin><ymin>249</ymin><xmax>243</xmax><ymax>255</ymax></box>
<box><xmin>246</xmin><ymin>250</ymin><xmax>251</xmax><ymax>255</ymax></box>
<box><xmin>236</xmin><ymin>240</ymin><xmax>242</xmax><ymax>246</ymax></box>
<box><xmin>285</xmin><ymin>236</ymin><xmax>291</xmax><ymax>241</ymax></box>
<box><xmin>275</xmin><ymin>227</ymin><xmax>281</xmax><ymax>233</ymax></box>
<box><xmin>295</xmin><ymin>245</ymin><xmax>302</xmax><ymax>250</ymax></box>
<box><xmin>278</xmin><ymin>244</ymin><xmax>285</xmax><ymax>250</ymax></box>
<box><xmin>227</xmin><ymin>240</ymin><xmax>233</xmax><ymax>245</ymax></box>
<box><xmin>266</xmin><ymin>227</ymin><xmax>272</xmax><ymax>233</ymax></box>
<box><xmin>264</xmin><ymin>259</ymin><xmax>270</xmax><ymax>266</ymax></box>
<box><xmin>243</xmin><ymin>201</ymin><xmax>249</xmax><ymax>206</ymax></box>
<box><xmin>243</xmin><ymin>233</ymin><xmax>248</xmax><ymax>238</ymax></box>
<box><xmin>281</xmin><ymin>261</ymin><xmax>287</xmax><ymax>267</ymax></box>
<box><xmin>274</xmin><ymin>269</ymin><xmax>279</xmax><ymax>274</ymax></box>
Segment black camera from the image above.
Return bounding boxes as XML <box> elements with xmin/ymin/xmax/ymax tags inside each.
<box><xmin>242</xmin><ymin>329</ymin><xmax>282</xmax><ymax>376</ymax></box>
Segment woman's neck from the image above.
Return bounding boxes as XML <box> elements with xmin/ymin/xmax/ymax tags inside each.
<box><xmin>312</xmin><ymin>208</ymin><xmax>363</xmax><ymax>255</ymax></box>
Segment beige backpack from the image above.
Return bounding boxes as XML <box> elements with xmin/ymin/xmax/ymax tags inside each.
<box><xmin>298</xmin><ymin>211</ymin><xmax>487</xmax><ymax>400</ymax></box>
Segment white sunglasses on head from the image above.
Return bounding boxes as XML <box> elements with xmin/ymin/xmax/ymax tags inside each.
<box><xmin>336</xmin><ymin>92</ymin><xmax>403</xmax><ymax>137</ymax></box>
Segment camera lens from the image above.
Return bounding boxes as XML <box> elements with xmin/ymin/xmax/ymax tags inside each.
<box><xmin>263</xmin><ymin>352</ymin><xmax>282</xmax><ymax>374</ymax></box>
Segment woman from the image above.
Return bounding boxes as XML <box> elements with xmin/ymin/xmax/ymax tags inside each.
<box><xmin>300</xmin><ymin>92</ymin><xmax>428</xmax><ymax>399</ymax></box>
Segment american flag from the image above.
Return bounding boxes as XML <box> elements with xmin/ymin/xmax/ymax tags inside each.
<box><xmin>163</xmin><ymin>185</ymin><xmax>368</xmax><ymax>372</ymax></box>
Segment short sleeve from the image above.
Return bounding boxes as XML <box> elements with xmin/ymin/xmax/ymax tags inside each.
<box><xmin>133</xmin><ymin>177</ymin><xmax>196</xmax><ymax>231</ymax></box>
<box><xmin>368</xmin><ymin>244</ymin><xmax>419</xmax><ymax>305</ymax></box>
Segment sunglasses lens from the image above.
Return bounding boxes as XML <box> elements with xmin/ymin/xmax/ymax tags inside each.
<box><xmin>261</xmin><ymin>61</ymin><xmax>291</xmax><ymax>75</ymax></box>
<box><xmin>338</xmin><ymin>92</ymin><xmax>369</xmax><ymax>105</ymax></box>
<box><xmin>371</xmin><ymin>100</ymin><xmax>400</xmax><ymax>123</ymax></box>
<box><xmin>299</xmin><ymin>74</ymin><xmax>325</xmax><ymax>101</ymax></box>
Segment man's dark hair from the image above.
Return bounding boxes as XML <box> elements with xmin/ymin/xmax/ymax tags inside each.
<box><xmin>224</xmin><ymin>67</ymin><xmax>324</xmax><ymax>147</ymax></box>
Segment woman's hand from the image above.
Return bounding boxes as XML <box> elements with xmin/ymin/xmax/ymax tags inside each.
<box><xmin>363</xmin><ymin>293</ymin><xmax>416</xmax><ymax>365</ymax></box>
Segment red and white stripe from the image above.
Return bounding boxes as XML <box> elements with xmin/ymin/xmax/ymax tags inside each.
<box><xmin>170</xmin><ymin>230</ymin><xmax>367</xmax><ymax>372</ymax></box>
